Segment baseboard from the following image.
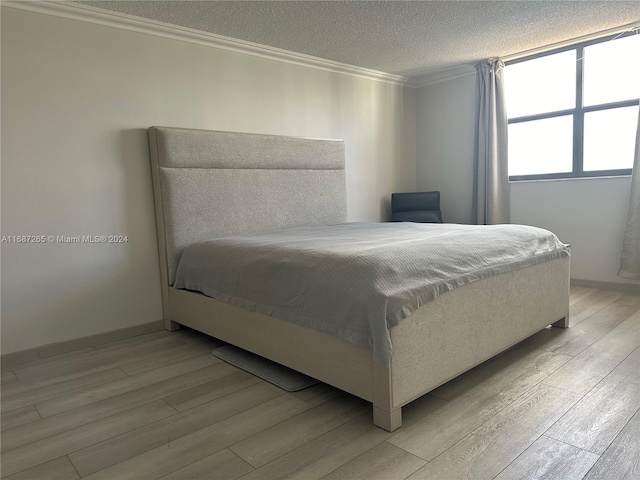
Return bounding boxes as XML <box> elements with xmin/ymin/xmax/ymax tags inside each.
<box><xmin>1</xmin><ymin>320</ymin><xmax>164</xmax><ymax>368</ymax></box>
<box><xmin>571</xmin><ymin>278</ymin><xmax>640</xmax><ymax>295</ymax></box>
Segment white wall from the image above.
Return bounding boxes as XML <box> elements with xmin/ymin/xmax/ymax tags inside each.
<box><xmin>511</xmin><ymin>178</ymin><xmax>633</xmax><ymax>283</ymax></box>
<box><xmin>416</xmin><ymin>74</ymin><xmax>476</xmax><ymax>224</ymax></box>
<box><xmin>416</xmin><ymin>73</ymin><xmax>639</xmax><ymax>287</ymax></box>
<box><xmin>1</xmin><ymin>8</ymin><xmax>416</xmax><ymax>354</ymax></box>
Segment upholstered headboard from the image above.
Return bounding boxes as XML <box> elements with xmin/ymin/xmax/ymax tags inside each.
<box><xmin>148</xmin><ymin>127</ymin><xmax>347</xmax><ymax>288</ymax></box>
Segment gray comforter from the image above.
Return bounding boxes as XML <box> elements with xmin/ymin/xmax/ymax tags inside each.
<box><xmin>174</xmin><ymin>222</ymin><xmax>570</xmax><ymax>364</ymax></box>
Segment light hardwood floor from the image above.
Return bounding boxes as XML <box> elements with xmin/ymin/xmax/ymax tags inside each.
<box><xmin>1</xmin><ymin>287</ymin><xmax>639</xmax><ymax>480</ymax></box>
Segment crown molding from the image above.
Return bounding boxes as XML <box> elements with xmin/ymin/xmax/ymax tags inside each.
<box><xmin>411</xmin><ymin>64</ymin><xmax>476</xmax><ymax>88</ymax></box>
<box><xmin>2</xmin><ymin>0</ymin><xmax>413</xmax><ymax>87</ymax></box>
<box><xmin>410</xmin><ymin>21</ymin><xmax>640</xmax><ymax>88</ymax></box>
<box><xmin>502</xmin><ymin>21</ymin><xmax>640</xmax><ymax>62</ymax></box>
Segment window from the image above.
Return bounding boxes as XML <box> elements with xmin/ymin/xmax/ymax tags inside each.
<box><xmin>504</xmin><ymin>32</ymin><xmax>639</xmax><ymax>181</ymax></box>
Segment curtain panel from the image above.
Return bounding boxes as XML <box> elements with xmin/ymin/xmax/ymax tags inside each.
<box><xmin>618</xmin><ymin>108</ymin><xmax>640</xmax><ymax>280</ymax></box>
<box><xmin>473</xmin><ymin>59</ymin><xmax>510</xmax><ymax>225</ymax></box>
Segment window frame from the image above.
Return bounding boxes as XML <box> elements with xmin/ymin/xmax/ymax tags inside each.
<box><xmin>506</xmin><ymin>32</ymin><xmax>639</xmax><ymax>182</ymax></box>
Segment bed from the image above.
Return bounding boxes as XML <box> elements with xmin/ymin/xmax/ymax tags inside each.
<box><xmin>148</xmin><ymin>126</ymin><xmax>570</xmax><ymax>431</ymax></box>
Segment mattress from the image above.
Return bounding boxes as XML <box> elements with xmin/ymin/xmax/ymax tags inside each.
<box><xmin>173</xmin><ymin>222</ymin><xmax>570</xmax><ymax>364</ymax></box>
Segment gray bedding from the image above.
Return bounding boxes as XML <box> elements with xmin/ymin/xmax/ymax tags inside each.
<box><xmin>174</xmin><ymin>222</ymin><xmax>570</xmax><ymax>364</ymax></box>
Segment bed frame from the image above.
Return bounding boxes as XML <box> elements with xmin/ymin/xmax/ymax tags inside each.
<box><xmin>148</xmin><ymin>126</ymin><xmax>570</xmax><ymax>431</ymax></box>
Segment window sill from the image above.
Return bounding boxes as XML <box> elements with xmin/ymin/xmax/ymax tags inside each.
<box><xmin>509</xmin><ymin>174</ymin><xmax>632</xmax><ymax>184</ymax></box>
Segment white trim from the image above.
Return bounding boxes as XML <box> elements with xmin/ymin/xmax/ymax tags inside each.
<box><xmin>5</xmin><ymin>2</ymin><xmax>637</xmax><ymax>91</ymax></box>
<box><xmin>411</xmin><ymin>22</ymin><xmax>640</xmax><ymax>88</ymax></box>
<box><xmin>412</xmin><ymin>64</ymin><xmax>476</xmax><ymax>88</ymax></box>
<box><xmin>2</xmin><ymin>0</ymin><xmax>412</xmax><ymax>87</ymax></box>
<box><xmin>571</xmin><ymin>278</ymin><xmax>639</xmax><ymax>295</ymax></box>
<box><xmin>502</xmin><ymin>22</ymin><xmax>640</xmax><ymax>62</ymax></box>
<box><xmin>0</xmin><ymin>320</ymin><xmax>164</xmax><ymax>367</ymax></box>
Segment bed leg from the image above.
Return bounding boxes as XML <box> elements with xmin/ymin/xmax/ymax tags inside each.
<box><xmin>552</xmin><ymin>316</ymin><xmax>569</xmax><ymax>328</ymax></box>
<box><xmin>372</xmin><ymin>361</ymin><xmax>401</xmax><ymax>431</ymax></box>
<box><xmin>373</xmin><ymin>406</ymin><xmax>402</xmax><ymax>432</ymax></box>
<box><xmin>164</xmin><ymin>319</ymin><xmax>181</xmax><ymax>331</ymax></box>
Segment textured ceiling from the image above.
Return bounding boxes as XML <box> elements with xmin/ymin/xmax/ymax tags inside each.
<box><xmin>73</xmin><ymin>1</ymin><xmax>640</xmax><ymax>78</ymax></box>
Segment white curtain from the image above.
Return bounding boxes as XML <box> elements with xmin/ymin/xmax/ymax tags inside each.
<box><xmin>618</xmin><ymin>108</ymin><xmax>640</xmax><ymax>280</ymax></box>
<box><xmin>473</xmin><ymin>59</ymin><xmax>510</xmax><ymax>225</ymax></box>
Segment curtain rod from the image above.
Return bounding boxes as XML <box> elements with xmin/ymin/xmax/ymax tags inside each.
<box><xmin>502</xmin><ymin>21</ymin><xmax>640</xmax><ymax>62</ymax></box>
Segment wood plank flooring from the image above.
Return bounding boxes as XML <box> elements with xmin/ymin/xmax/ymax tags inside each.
<box><xmin>1</xmin><ymin>286</ymin><xmax>639</xmax><ymax>480</ymax></box>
